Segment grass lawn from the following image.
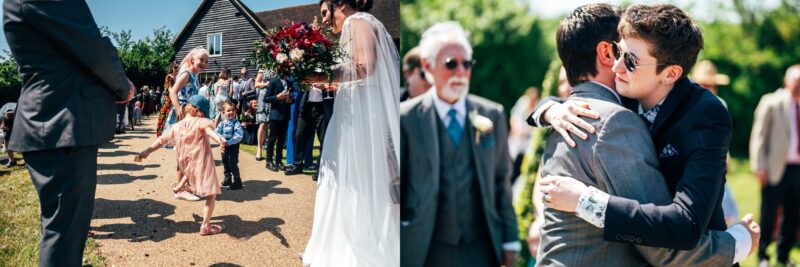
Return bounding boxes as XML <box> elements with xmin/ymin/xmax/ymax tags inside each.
<box><xmin>728</xmin><ymin>157</ymin><xmax>800</xmax><ymax>267</ymax></box>
<box><xmin>0</xmin><ymin>159</ymin><xmax>105</xmax><ymax>267</ymax></box>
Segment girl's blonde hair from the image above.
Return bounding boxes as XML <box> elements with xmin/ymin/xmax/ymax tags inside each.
<box><xmin>183</xmin><ymin>103</ymin><xmax>206</xmax><ymax>117</ymax></box>
<box><xmin>179</xmin><ymin>47</ymin><xmax>209</xmax><ymax>72</ymax></box>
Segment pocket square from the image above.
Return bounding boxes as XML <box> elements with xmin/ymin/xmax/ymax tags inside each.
<box><xmin>659</xmin><ymin>144</ymin><xmax>679</xmax><ymax>158</ymax></box>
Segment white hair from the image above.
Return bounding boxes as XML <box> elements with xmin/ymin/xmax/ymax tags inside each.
<box><xmin>418</xmin><ymin>21</ymin><xmax>472</xmax><ymax>83</ymax></box>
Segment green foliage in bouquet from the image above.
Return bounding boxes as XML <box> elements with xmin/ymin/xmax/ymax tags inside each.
<box><xmin>252</xmin><ymin>20</ymin><xmax>345</xmax><ymax>90</ymax></box>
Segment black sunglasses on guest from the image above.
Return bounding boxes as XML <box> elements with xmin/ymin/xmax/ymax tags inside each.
<box><xmin>443</xmin><ymin>57</ymin><xmax>476</xmax><ymax>70</ymax></box>
<box><xmin>611</xmin><ymin>41</ymin><xmax>666</xmax><ymax>72</ymax></box>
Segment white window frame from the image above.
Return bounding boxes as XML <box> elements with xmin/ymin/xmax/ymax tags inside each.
<box><xmin>207</xmin><ymin>33</ymin><xmax>222</xmax><ymax>57</ymax></box>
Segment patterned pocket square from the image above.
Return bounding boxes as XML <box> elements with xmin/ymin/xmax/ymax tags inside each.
<box><xmin>659</xmin><ymin>144</ymin><xmax>679</xmax><ymax>158</ymax></box>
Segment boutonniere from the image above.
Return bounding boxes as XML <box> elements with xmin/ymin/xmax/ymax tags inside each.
<box><xmin>469</xmin><ymin>111</ymin><xmax>493</xmax><ymax>144</ymax></box>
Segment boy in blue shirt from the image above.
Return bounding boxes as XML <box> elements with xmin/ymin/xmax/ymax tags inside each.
<box><xmin>216</xmin><ymin>102</ymin><xmax>244</xmax><ymax>190</ymax></box>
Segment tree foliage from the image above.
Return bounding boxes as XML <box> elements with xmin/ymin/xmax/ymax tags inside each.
<box><xmin>0</xmin><ymin>26</ymin><xmax>175</xmax><ymax>107</ymax></box>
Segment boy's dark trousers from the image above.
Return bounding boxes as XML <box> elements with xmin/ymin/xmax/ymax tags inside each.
<box><xmin>222</xmin><ymin>143</ymin><xmax>241</xmax><ymax>187</ymax></box>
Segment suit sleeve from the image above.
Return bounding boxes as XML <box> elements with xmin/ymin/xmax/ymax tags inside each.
<box><xmin>400</xmin><ymin>109</ymin><xmax>411</xmax><ymax>222</ymax></box>
<box><xmin>749</xmin><ymin>94</ymin><xmax>772</xmax><ymax>172</ymax></box>
<box><xmin>264</xmin><ymin>80</ymin><xmax>280</xmax><ymax>104</ymax></box>
<box><xmin>492</xmin><ymin>108</ymin><xmax>519</xmax><ymax>243</ymax></box>
<box><xmin>21</xmin><ymin>0</ymin><xmax>129</xmax><ymax>99</ymax></box>
<box><xmin>594</xmin><ymin>110</ymin><xmax>735</xmax><ymax>266</ymax></box>
<box><xmin>603</xmin><ymin>102</ymin><xmax>733</xmax><ymax>250</ymax></box>
<box><xmin>526</xmin><ymin>96</ymin><xmax>565</xmax><ymax>127</ymax></box>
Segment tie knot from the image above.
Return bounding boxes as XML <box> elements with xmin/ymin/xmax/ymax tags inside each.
<box><xmin>448</xmin><ymin>108</ymin><xmax>458</xmax><ymax>118</ymax></box>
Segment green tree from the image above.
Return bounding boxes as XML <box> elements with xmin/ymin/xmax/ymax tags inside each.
<box><xmin>0</xmin><ymin>53</ymin><xmax>21</xmax><ymax>106</ymax></box>
<box><xmin>401</xmin><ymin>0</ymin><xmax>553</xmax><ymax>113</ymax></box>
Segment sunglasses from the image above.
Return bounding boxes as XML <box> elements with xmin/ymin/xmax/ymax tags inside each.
<box><xmin>611</xmin><ymin>41</ymin><xmax>666</xmax><ymax>72</ymax></box>
<box><xmin>443</xmin><ymin>58</ymin><xmax>476</xmax><ymax>70</ymax></box>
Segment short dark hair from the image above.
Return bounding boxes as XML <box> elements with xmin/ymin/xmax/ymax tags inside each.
<box><xmin>557</xmin><ymin>3</ymin><xmax>622</xmax><ymax>86</ymax></box>
<box><xmin>618</xmin><ymin>4</ymin><xmax>703</xmax><ymax>75</ymax></box>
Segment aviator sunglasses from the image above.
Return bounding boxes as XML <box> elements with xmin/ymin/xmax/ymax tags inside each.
<box><xmin>611</xmin><ymin>41</ymin><xmax>666</xmax><ymax>72</ymax></box>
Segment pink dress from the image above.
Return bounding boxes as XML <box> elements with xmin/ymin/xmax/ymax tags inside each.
<box><xmin>157</xmin><ymin>116</ymin><xmax>221</xmax><ymax>197</ymax></box>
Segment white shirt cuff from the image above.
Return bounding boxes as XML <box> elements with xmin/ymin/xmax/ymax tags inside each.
<box><xmin>530</xmin><ymin>101</ymin><xmax>556</xmax><ymax>127</ymax></box>
<box><xmin>503</xmin><ymin>241</ymin><xmax>521</xmax><ymax>251</ymax></box>
<box><xmin>575</xmin><ymin>186</ymin><xmax>610</xmax><ymax>228</ymax></box>
<box><xmin>726</xmin><ymin>223</ymin><xmax>751</xmax><ymax>264</ymax></box>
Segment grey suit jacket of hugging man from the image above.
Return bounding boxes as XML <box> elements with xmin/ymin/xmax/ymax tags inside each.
<box><xmin>4</xmin><ymin>0</ymin><xmax>130</xmax><ymax>153</ymax></box>
<box><xmin>400</xmin><ymin>90</ymin><xmax>518</xmax><ymax>267</ymax></box>
<box><xmin>537</xmin><ymin>82</ymin><xmax>735</xmax><ymax>266</ymax></box>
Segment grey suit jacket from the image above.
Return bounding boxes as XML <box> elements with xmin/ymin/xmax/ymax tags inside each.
<box><xmin>400</xmin><ymin>90</ymin><xmax>518</xmax><ymax>267</ymax></box>
<box><xmin>3</xmin><ymin>0</ymin><xmax>130</xmax><ymax>152</ymax></box>
<box><xmin>537</xmin><ymin>82</ymin><xmax>735</xmax><ymax>266</ymax></box>
<box><xmin>749</xmin><ymin>88</ymin><xmax>794</xmax><ymax>185</ymax></box>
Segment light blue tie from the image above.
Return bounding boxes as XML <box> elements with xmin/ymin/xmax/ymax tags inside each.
<box><xmin>447</xmin><ymin>108</ymin><xmax>462</xmax><ymax>145</ymax></box>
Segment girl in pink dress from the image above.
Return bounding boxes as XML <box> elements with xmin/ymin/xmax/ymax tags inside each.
<box><xmin>138</xmin><ymin>95</ymin><xmax>227</xmax><ymax>235</ymax></box>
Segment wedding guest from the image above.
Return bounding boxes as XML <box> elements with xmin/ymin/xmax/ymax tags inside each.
<box><xmin>139</xmin><ymin>95</ymin><xmax>225</xmax><ymax>234</ymax></box>
<box><xmin>240</xmin><ymin>99</ymin><xmax>258</xmax><ymax>145</ymax></box>
<box><xmin>285</xmin><ymin>84</ymin><xmax>326</xmax><ymax>178</ymax></box>
<box><xmin>3</xmin><ymin>0</ymin><xmax>135</xmax><ymax>264</ymax></box>
<box><xmin>749</xmin><ymin>64</ymin><xmax>800</xmax><ymax>266</ymax></box>
<box><xmin>157</xmin><ymin>62</ymin><xmax>180</xmax><ymax>137</ymax></box>
<box><xmin>401</xmin><ymin>46</ymin><xmax>432</xmax><ymax>102</ymax></box>
<box><xmin>400</xmin><ymin>21</ymin><xmax>518</xmax><ymax>267</ymax></box>
<box><xmin>163</xmin><ymin>47</ymin><xmax>207</xmax><ymax>140</ymax></box>
<box><xmin>253</xmin><ymin>68</ymin><xmax>271</xmax><ymax>161</ymax></box>
<box><xmin>212</xmin><ymin>67</ymin><xmax>232</xmax><ymax>125</ymax></box>
<box><xmin>133</xmin><ymin>101</ymin><xmax>142</xmax><ymax>125</ymax></box>
<box><xmin>508</xmin><ymin>87</ymin><xmax>539</xmax><ymax>182</ymax></box>
<box><xmin>240</xmin><ymin>67</ymin><xmax>256</xmax><ymax>114</ymax></box>
<box><xmin>1</xmin><ymin>110</ymin><xmax>17</xmax><ymax>167</ymax></box>
<box><xmin>690</xmin><ymin>60</ymin><xmax>739</xmax><ymax>226</ymax></box>
<box><xmin>532</xmin><ymin>4</ymin><xmax>758</xmax><ymax>265</ymax></box>
<box><xmin>216</xmin><ymin>102</ymin><xmax>243</xmax><ymax>190</ymax></box>
<box><xmin>264</xmin><ymin>75</ymin><xmax>292</xmax><ymax>172</ymax></box>
<box><xmin>231</xmin><ymin>75</ymin><xmax>242</xmax><ymax>116</ymax></box>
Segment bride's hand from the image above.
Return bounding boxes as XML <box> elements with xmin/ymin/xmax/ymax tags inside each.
<box><xmin>543</xmin><ymin>100</ymin><xmax>599</xmax><ymax>147</ymax></box>
<box><xmin>538</xmin><ymin>175</ymin><xmax>589</xmax><ymax>212</ymax></box>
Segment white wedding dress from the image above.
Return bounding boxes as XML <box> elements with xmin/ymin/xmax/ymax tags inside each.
<box><xmin>302</xmin><ymin>12</ymin><xmax>400</xmax><ymax>267</ymax></box>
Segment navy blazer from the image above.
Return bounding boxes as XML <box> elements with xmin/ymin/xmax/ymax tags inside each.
<box><xmin>603</xmin><ymin>77</ymin><xmax>733</xmax><ymax>249</ymax></box>
<box><xmin>263</xmin><ymin>77</ymin><xmax>291</xmax><ymax>121</ymax></box>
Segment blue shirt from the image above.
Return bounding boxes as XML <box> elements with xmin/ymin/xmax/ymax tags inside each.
<box><xmin>215</xmin><ymin>117</ymin><xmax>243</xmax><ymax>145</ymax></box>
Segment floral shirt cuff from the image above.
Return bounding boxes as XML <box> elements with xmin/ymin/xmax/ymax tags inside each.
<box><xmin>575</xmin><ymin>186</ymin><xmax>610</xmax><ymax>228</ymax></box>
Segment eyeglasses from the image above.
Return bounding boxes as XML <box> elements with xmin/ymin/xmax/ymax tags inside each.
<box><xmin>611</xmin><ymin>41</ymin><xmax>666</xmax><ymax>72</ymax></box>
<box><xmin>443</xmin><ymin>58</ymin><xmax>476</xmax><ymax>70</ymax></box>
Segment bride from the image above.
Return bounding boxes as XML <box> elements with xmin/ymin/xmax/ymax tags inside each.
<box><xmin>302</xmin><ymin>0</ymin><xmax>400</xmax><ymax>266</ymax></box>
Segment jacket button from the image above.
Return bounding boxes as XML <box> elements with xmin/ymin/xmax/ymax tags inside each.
<box><xmin>635</xmin><ymin>237</ymin><xmax>642</xmax><ymax>243</ymax></box>
<box><xmin>615</xmin><ymin>234</ymin><xmax>622</xmax><ymax>240</ymax></box>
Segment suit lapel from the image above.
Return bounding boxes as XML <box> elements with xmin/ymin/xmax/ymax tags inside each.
<box><xmin>652</xmin><ymin>78</ymin><xmax>691</xmax><ymax>135</ymax></box>
<box><xmin>466</xmin><ymin>99</ymin><xmax>490</xmax><ymax>206</ymax></box>
<box><xmin>417</xmin><ymin>93</ymin><xmax>441</xmax><ymax>192</ymax></box>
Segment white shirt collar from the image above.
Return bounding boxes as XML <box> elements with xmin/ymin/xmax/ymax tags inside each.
<box><xmin>589</xmin><ymin>81</ymin><xmax>621</xmax><ymax>104</ymax></box>
<box><xmin>431</xmin><ymin>88</ymin><xmax>467</xmax><ymax>127</ymax></box>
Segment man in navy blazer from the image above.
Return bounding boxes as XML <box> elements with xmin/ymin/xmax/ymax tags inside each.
<box><xmin>263</xmin><ymin>76</ymin><xmax>292</xmax><ymax>171</ymax></box>
<box><xmin>3</xmin><ymin>0</ymin><xmax>134</xmax><ymax>265</ymax></box>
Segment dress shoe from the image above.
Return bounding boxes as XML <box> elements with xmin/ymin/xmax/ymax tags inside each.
<box><xmin>229</xmin><ymin>182</ymin><xmax>243</xmax><ymax>190</ymax></box>
<box><xmin>284</xmin><ymin>166</ymin><xmax>303</xmax><ymax>176</ymax></box>
<box><xmin>266</xmin><ymin>162</ymin><xmax>278</xmax><ymax>172</ymax></box>
<box><xmin>312</xmin><ymin>173</ymin><xmax>318</xmax><ymax>181</ymax></box>
<box><xmin>5</xmin><ymin>160</ymin><xmax>16</xmax><ymax>168</ymax></box>
<box><xmin>221</xmin><ymin>176</ymin><xmax>232</xmax><ymax>187</ymax></box>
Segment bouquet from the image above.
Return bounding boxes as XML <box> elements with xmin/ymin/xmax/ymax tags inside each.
<box><xmin>253</xmin><ymin>20</ymin><xmax>344</xmax><ymax>91</ymax></box>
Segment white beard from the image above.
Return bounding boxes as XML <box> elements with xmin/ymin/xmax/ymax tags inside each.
<box><xmin>440</xmin><ymin>76</ymin><xmax>470</xmax><ymax>101</ymax></box>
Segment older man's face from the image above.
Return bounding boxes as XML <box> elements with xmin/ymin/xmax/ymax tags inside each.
<box><xmin>426</xmin><ymin>44</ymin><xmax>471</xmax><ymax>104</ymax></box>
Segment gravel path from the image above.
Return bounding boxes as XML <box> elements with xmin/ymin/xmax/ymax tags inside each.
<box><xmin>90</xmin><ymin>117</ymin><xmax>316</xmax><ymax>266</ymax></box>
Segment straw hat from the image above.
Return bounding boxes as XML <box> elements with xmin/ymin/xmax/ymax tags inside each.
<box><xmin>690</xmin><ymin>60</ymin><xmax>730</xmax><ymax>86</ymax></box>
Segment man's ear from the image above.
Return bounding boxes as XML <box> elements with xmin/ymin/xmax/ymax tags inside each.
<box><xmin>596</xmin><ymin>41</ymin><xmax>615</xmax><ymax>67</ymax></box>
<box><xmin>662</xmin><ymin>65</ymin><xmax>683</xmax><ymax>85</ymax></box>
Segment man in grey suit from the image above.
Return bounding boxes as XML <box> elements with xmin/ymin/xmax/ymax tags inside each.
<box><xmin>3</xmin><ymin>0</ymin><xmax>134</xmax><ymax>265</ymax></box>
<box><xmin>400</xmin><ymin>21</ymin><xmax>518</xmax><ymax>267</ymax></box>
<box><xmin>534</xmin><ymin>4</ymin><xmax>754</xmax><ymax>266</ymax></box>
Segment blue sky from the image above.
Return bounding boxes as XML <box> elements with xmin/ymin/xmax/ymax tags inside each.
<box><xmin>0</xmin><ymin>0</ymin><xmax>315</xmax><ymax>53</ymax></box>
